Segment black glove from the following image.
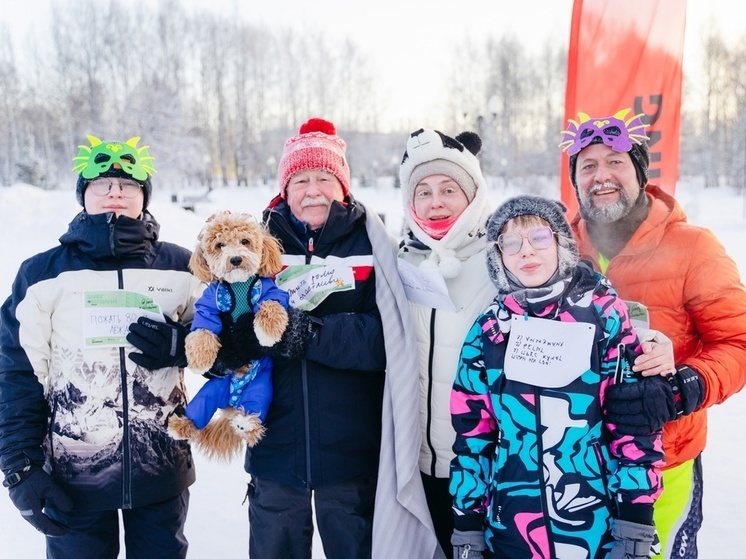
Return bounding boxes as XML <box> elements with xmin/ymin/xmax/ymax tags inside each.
<box><xmin>5</xmin><ymin>467</ymin><xmax>73</xmax><ymax>536</ymax></box>
<box><xmin>604</xmin><ymin>366</ymin><xmax>704</xmax><ymax>436</ymax></box>
<box><xmin>450</xmin><ymin>530</ymin><xmax>485</xmax><ymax>559</ymax></box>
<box><xmin>670</xmin><ymin>365</ymin><xmax>705</xmax><ymax>416</ymax></box>
<box><xmin>270</xmin><ymin>307</ymin><xmax>319</xmax><ymax>361</ymax></box>
<box><xmin>207</xmin><ymin>313</ymin><xmax>263</xmax><ymax>378</ymax></box>
<box><xmin>208</xmin><ymin>307</ymin><xmax>318</xmax><ymax>378</ymax></box>
<box><xmin>127</xmin><ymin>315</ymin><xmax>188</xmax><ymax>369</ymax></box>
<box><xmin>604</xmin><ymin>375</ymin><xmax>674</xmax><ymax>435</ymax></box>
<box><xmin>609</xmin><ymin>519</ymin><xmax>656</xmax><ymax>559</ymax></box>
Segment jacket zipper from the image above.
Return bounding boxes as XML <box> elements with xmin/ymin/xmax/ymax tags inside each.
<box><xmin>289</xmin><ymin>218</ymin><xmax>320</xmax><ymax>487</ymax></box>
<box><xmin>303</xmin><ymin>239</ymin><xmax>313</xmax><ymax>486</ymax></box>
<box><xmin>48</xmin><ymin>399</ymin><xmax>58</xmax><ymax>475</ymax></box>
<box><xmin>590</xmin><ymin>439</ymin><xmax>614</xmax><ymax>515</ymax></box>
<box><xmin>535</xmin><ymin>387</ymin><xmax>558</xmax><ymax>559</ymax></box>
<box><xmin>426</xmin><ymin>309</ymin><xmax>437</xmax><ymax>475</ymax></box>
<box><xmin>118</xmin><ymin>268</ymin><xmax>133</xmax><ymax>508</ymax></box>
<box><xmin>302</xmin><ymin>356</ymin><xmax>312</xmax><ymax>487</ymax></box>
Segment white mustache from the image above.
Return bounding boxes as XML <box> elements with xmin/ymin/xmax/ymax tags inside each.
<box><xmin>589</xmin><ymin>181</ymin><xmax>620</xmax><ymax>194</ymax></box>
<box><xmin>300</xmin><ymin>195</ymin><xmax>330</xmax><ymax>208</ymax></box>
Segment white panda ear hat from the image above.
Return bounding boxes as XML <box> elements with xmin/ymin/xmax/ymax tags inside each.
<box><xmin>399</xmin><ymin>128</ymin><xmax>490</xmax><ymax>278</ymax></box>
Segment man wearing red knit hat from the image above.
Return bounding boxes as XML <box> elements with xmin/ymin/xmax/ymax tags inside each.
<box><xmin>209</xmin><ymin>118</ymin><xmax>440</xmax><ymax>558</ymax></box>
<box><xmin>277</xmin><ymin>118</ymin><xmax>351</xmax><ymax>199</ymax></box>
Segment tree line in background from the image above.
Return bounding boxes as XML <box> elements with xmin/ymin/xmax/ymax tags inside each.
<box><xmin>0</xmin><ymin>0</ymin><xmax>743</xmax><ymax>193</ymax></box>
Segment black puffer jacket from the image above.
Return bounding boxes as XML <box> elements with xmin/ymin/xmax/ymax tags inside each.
<box><xmin>245</xmin><ymin>195</ymin><xmax>386</xmax><ymax>488</ymax></box>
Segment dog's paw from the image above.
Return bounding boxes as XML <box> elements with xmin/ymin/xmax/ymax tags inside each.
<box><xmin>168</xmin><ymin>414</ymin><xmax>198</xmax><ymax>440</ymax></box>
<box><xmin>254</xmin><ymin>301</ymin><xmax>289</xmax><ymax>346</ymax></box>
<box><xmin>185</xmin><ymin>329</ymin><xmax>221</xmax><ymax>373</ymax></box>
<box><xmin>230</xmin><ymin>412</ymin><xmax>266</xmax><ymax>447</ymax></box>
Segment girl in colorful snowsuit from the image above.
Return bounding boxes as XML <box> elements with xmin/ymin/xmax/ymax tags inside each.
<box><xmin>449</xmin><ymin>195</ymin><xmax>664</xmax><ymax>559</ymax></box>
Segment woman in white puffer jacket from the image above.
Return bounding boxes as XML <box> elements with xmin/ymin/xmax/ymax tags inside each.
<box><xmin>396</xmin><ymin>128</ymin><xmax>496</xmax><ymax>557</ymax></box>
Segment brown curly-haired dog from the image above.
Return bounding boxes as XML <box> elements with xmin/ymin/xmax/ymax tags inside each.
<box><xmin>168</xmin><ymin>210</ymin><xmax>289</xmax><ymax>460</ymax></box>
<box><xmin>186</xmin><ymin>211</ymin><xmax>288</xmax><ymax>368</ymax></box>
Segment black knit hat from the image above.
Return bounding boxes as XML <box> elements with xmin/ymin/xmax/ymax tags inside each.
<box><xmin>485</xmin><ymin>195</ymin><xmax>579</xmax><ymax>293</ymax></box>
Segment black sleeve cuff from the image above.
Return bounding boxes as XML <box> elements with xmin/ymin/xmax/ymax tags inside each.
<box><xmin>452</xmin><ymin>511</ymin><xmax>485</xmax><ymax>532</ymax></box>
<box><xmin>1</xmin><ymin>448</ymin><xmax>45</xmax><ymax>477</ymax></box>
<box><xmin>617</xmin><ymin>502</ymin><xmax>654</xmax><ymax>525</ymax></box>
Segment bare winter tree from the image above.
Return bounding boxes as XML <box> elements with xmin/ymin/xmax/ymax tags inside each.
<box><xmin>444</xmin><ymin>34</ymin><xmax>565</xmax><ymax>185</ymax></box>
<box><xmin>729</xmin><ymin>37</ymin><xmax>746</xmax><ymax>193</ymax></box>
<box><xmin>50</xmin><ymin>0</ymin><xmax>113</xmax><ymax>136</ymax></box>
<box><xmin>0</xmin><ymin>25</ymin><xmax>20</xmax><ymax>185</ymax></box>
<box><xmin>532</xmin><ymin>43</ymin><xmax>566</xmax><ymax>176</ymax></box>
<box><xmin>4</xmin><ymin>0</ymin><xmax>741</xmax><ymax>195</ymax></box>
<box><xmin>700</xmin><ymin>24</ymin><xmax>730</xmax><ymax>188</ymax></box>
<box><xmin>194</xmin><ymin>14</ymin><xmax>233</xmax><ymax>185</ymax></box>
<box><xmin>445</xmin><ymin>37</ymin><xmax>489</xmax><ymax>136</ymax></box>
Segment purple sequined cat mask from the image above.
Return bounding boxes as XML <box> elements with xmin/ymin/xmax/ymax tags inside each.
<box><xmin>559</xmin><ymin>108</ymin><xmax>648</xmax><ymax>155</ymax></box>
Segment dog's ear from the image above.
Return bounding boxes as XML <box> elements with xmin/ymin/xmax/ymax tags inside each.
<box><xmin>258</xmin><ymin>232</ymin><xmax>284</xmax><ymax>277</ymax></box>
<box><xmin>189</xmin><ymin>245</ymin><xmax>215</xmax><ymax>283</ymax></box>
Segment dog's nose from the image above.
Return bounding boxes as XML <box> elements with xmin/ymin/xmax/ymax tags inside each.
<box><xmin>230</xmin><ymin>256</ymin><xmax>243</xmax><ymax>266</ymax></box>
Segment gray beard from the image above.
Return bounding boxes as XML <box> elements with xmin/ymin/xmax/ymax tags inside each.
<box><xmin>579</xmin><ymin>185</ymin><xmax>632</xmax><ymax>223</ymax></box>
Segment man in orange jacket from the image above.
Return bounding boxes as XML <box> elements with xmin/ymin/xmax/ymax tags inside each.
<box><xmin>560</xmin><ymin>108</ymin><xmax>746</xmax><ymax>559</ymax></box>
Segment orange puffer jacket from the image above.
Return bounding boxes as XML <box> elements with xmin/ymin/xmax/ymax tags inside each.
<box><xmin>571</xmin><ymin>184</ymin><xmax>746</xmax><ymax>469</ymax></box>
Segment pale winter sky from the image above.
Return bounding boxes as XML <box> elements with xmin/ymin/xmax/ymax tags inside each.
<box><xmin>1</xmin><ymin>0</ymin><xmax>744</xmax><ymax>126</ymax></box>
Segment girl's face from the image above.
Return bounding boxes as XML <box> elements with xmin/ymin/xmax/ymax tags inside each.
<box><xmin>498</xmin><ymin>216</ymin><xmax>559</xmax><ymax>288</ymax></box>
<box><xmin>412</xmin><ymin>174</ymin><xmax>469</xmax><ymax>220</ymax></box>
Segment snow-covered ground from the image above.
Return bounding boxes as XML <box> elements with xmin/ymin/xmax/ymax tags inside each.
<box><xmin>0</xmin><ymin>178</ymin><xmax>744</xmax><ymax>557</ymax></box>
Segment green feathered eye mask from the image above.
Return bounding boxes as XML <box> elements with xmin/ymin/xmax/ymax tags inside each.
<box><xmin>72</xmin><ymin>135</ymin><xmax>155</xmax><ymax>181</ymax></box>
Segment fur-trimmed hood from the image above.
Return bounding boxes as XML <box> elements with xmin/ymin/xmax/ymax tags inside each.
<box><xmin>485</xmin><ymin>195</ymin><xmax>579</xmax><ymax>294</ymax></box>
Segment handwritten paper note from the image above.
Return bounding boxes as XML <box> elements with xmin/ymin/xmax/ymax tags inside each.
<box><xmin>503</xmin><ymin>315</ymin><xmax>595</xmax><ymax>388</ymax></box>
<box><xmin>275</xmin><ymin>264</ymin><xmax>355</xmax><ymax>311</ymax></box>
<box><xmin>624</xmin><ymin>299</ymin><xmax>650</xmax><ymax>330</ymax></box>
<box><xmin>82</xmin><ymin>290</ymin><xmax>163</xmax><ymax>347</ymax></box>
<box><xmin>396</xmin><ymin>258</ymin><xmax>456</xmax><ymax>312</ymax></box>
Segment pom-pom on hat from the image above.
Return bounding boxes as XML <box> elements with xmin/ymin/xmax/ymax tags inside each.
<box><xmin>72</xmin><ymin>135</ymin><xmax>155</xmax><ymax>209</ymax></box>
<box><xmin>277</xmin><ymin>118</ymin><xmax>350</xmax><ymax>198</ymax></box>
<box><xmin>399</xmin><ymin>129</ymin><xmax>486</xmax><ymax>205</ymax></box>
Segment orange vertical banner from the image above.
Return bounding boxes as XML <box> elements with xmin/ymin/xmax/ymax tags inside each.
<box><xmin>561</xmin><ymin>0</ymin><xmax>686</xmax><ymax>216</ymax></box>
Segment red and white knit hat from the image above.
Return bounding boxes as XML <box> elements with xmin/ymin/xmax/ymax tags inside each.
<box><xmin>277</xmin><ymin>118</ymin><xmax>350</xmax><ymax>198</ymax></box>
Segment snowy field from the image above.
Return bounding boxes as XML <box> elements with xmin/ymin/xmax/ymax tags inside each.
<box><xmin>0</xmin><ymin>177</ymin><xmax>745</xmax><ymax>557</ymax></box>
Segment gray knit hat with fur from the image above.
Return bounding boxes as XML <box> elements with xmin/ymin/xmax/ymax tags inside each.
<box><xmin>486</xmin><ymin>195</ymin><xmax>579</xmax><ymax>293</ymax></box>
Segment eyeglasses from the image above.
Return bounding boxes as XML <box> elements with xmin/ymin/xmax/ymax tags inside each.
<box><xmin>497</xmin><ymin>226</ymin><xmax>556</xmax><ymax>255</ymax></box>
<box><xmin>87</xmin><ymin>178</ymin><xmax>142</xmax><ymax>198</ymax></box>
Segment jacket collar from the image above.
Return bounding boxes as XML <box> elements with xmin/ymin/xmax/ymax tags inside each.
<box><xmin>59</xmin><ymin>210</ymin><xmax>160</xmax><ymax>260</ymax></box>
<box><xmin>572</xmin><ymin>184</ymin><xmax>684</xmax><ymax>263</ymax></box>
<box><xmin>264</xmin><ymin>193</ymin><xmax>364</xmax><ymax>250</ymax></box>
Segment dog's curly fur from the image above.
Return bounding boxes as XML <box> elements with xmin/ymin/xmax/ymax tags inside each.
<box><xmin>169</xmin><ymin>211</ymin><xmax>288</xmax><ymax>460</ymax></box>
